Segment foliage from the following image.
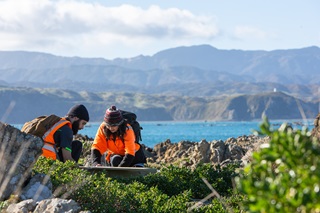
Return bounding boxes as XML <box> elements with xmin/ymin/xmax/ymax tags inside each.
<box><xmin>237</xmin><ymin>116</ymin><xmax>320</xmax><ymax>212</ymax></box>
<box><xmin>191</xmin><ymin>193</ymin><xmax>247</xmax><ymax>213</ymax></box>
<box><xmin>32</xmin><ymin>158</ymin><xmax>241</xmax><ymax>212</ymax></box>
<box><xmin>117</xmin><ymin>163</ymin><xmax>239</xmax><ymax>199</ymax></box>
<box><xmin>0</xmin><ymin>201</ymin><xmax>8</xmax><ymax>211</ymax></box>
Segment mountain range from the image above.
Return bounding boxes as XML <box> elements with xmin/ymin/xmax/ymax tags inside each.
<box><xmin>0</xmin><ymin>87</ymin><xmax>317</xmax><ymax>124</ymax></box>
<box><xmin>0</xmin><ymin>45</ymin><xmax>319</xmax><ymax>98</ymax></box>
<box><xmin>0</xmin><ymin>45</ymin><xmax>319</xmax><ymax>123</ymax></box>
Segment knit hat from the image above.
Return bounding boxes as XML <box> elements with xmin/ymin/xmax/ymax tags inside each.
<box><xmin>104</xmin><ymin>105</ymin><xmax>123</xmax><ymax>126</ymax></box>
<box><xmin>67</xmin><ymin>104</ymin><xmax>90</xmax><ymax>122</ymax></box>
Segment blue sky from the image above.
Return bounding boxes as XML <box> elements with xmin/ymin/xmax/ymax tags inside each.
<box><xmin>0</xmin><ymin>0</ymin><xmax>319</xmax><ymax>59</ymax></box>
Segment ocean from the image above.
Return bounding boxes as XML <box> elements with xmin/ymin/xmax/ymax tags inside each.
<box><xmin>77</xmin><ymin>119</ymin><xmax>312</xmax><ymax>148</ymax></box>
<box><xmin>13</xmin><ymin>119</ymin><xmax>313</xmax><ymax>148</ymax></box>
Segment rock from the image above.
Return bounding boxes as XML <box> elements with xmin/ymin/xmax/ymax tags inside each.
<box><xmin>20</xmin><ymin>173</ymin><xmax>53</xmax><ymax>202</ymax></box>
<box><xmin>5</xmin><ymin>198</ymin><xmax>84</xmax><ymax>213</ymax></box>
<box><xmin>6</xmin><ymin>199</ymin><xmax>37</xmax><ymax>213</ymax></box>
<box><xmin>145</xmin><ymin>134</ymin><xmax>270</xmax><ymax>168</ymax></box>
<box><xmin>33</xmin><ymin>198</ymin><xmax>81</xmax><ymax>213</ymax></box>
<box><xmin>0</xmin><ymin>122</ymin><xmax>43</xmax><ymax>201</ymax></box>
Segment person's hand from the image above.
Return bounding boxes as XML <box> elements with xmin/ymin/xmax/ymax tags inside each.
<box><xmin>95</xmin><ymin>164</ymin><xmax>102</xmax><ymax>167</ymax></box>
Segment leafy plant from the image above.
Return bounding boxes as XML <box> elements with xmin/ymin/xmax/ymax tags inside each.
<box><xmin>237</xmin><ymin>116</ymin><xmax>320</xmax><ymax>212</ymax></box>
<box><xmin>32</xmin><ymin>157</ymin><xmax>242</xmax><ymax>212</ymax></box>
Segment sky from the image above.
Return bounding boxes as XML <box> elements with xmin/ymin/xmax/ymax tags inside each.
<box><xmin>0</xmin><ymin>0</ymin><xmax>319</xmax><ymax>59</ymax></box>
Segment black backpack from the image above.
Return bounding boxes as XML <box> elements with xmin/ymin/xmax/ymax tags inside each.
<box><xmin>120</xmin><ymin>110</ymin><xmax>142</xmax><ymax>144</ymax></box>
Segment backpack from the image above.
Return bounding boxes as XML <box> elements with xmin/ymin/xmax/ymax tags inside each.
<box><xmin>21</xmin><ymin>114</ymin><xmax>62</xmax><ymax>138</ymax></box>
<box><xmin>120</xmin><ymin>110</ymin><xmax>142</xmax><ymax>144</ymax></box>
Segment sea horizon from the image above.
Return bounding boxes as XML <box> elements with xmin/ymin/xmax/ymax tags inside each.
<box><xmin>12</xmin><ymin>119</ymin><xmax>313</xmax><ymax>148</ymax></box>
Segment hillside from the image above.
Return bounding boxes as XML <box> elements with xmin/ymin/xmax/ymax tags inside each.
<box><xmin>0</xmin><ymin>45</ymin><xmax>319</xmax><ymax>100</ymax></box>
<box><xmin>0</xmin><ymin>87</ymin><xmax>317</xmax><ymax>124</ymax></box>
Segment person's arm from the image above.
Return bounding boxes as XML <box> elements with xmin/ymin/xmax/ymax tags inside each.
<box><xmin>91</xmin><ymin>149</ymin><xmax>102</xmax><ymax>166</ymax></box>
<box><xmin>91</xmin><ymin>123</ymin><xmax>108</xmax><ymax>166</ymax></box>
<box><xmin>118</xmin><ymin>154</ymin><xmax>134</xmax><ymax>167</ymax></box>
<box><xmin>61</xmin><ymin>148</ymin><xmax>74</xmax><ymax>162</ymax></box>
<box><xmin>54</xmin><ymin>125</ymin><xmax>75</xmax><ymax>162</ymax></box>
<box><xmin>118</xmin><ymin>127</ymin><xmax>136</xmax><ymax>167</ymax></box>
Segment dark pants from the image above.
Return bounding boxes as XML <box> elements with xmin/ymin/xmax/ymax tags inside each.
<box><xmin>110</xmin><ymin>146</ymin><xmax>146</xmax><ymax>167</ymax></box>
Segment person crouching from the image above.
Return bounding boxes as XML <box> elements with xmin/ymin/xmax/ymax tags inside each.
<box><xmin>91</xmin><ymin>105</ymin><xmax>146</xmax><ymax>167</ymax></box>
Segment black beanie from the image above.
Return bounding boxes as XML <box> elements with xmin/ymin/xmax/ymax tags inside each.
<box><xmin>67</xmin><ymin>104</ymin><xmax>89</xmax><ymax>122</ymax></box>
<box><xmin>104</xmin><ymin>105</ymin><xmax>123</xmax><ymax>126</ymax></box>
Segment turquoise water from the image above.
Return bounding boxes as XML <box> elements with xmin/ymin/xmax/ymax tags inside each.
<box><xmin>13</xmin><ymin>119</ymin><xmax>313</xmax><ymax>148</ymax></box>
<box><xmin>77</xmin><ymin>119</ymin><xmax>312</xmax><ymax>148</ymax></box>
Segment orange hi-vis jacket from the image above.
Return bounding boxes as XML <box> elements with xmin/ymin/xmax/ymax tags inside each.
<box><xmin>42</xmin><ymin>118</ymin><xmax>72</xmax><ymax>160</ymax></box>
<box><xmin>92</xmin><ymin>122</ymin><xmax>141</xmax><ymax>162</ymax></box>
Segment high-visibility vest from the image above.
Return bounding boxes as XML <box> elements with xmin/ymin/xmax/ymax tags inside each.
<box><xmin>41</xmin><ymin>118</ymin><xmax>72</xmax><ymax>160</ymax></box>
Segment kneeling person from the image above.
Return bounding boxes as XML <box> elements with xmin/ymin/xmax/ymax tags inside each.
<box><xmin>43</xmin><ymin>104</ymin><xmax>89</xmax><ymax>162</ymax></box>
<box><xmin>91</xmin><ymin>105</ymin><xmax>146</xmax><ymax>167</ymax></box>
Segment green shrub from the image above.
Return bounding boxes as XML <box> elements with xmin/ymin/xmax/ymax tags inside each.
<box><xmin>191</xmin><ymin>193</ymin><xmax>246</xmax><ymax>213</ymax></box>
<box><xmin>32</xmin><ymin>148</ymin><xmax>242</xmax><ymax>212</ymax></box>
<box><xmin>237</xmin><ymin>116</ymin><xmax>320</xmax><ymax>212</ymax></box>
<box><xmin>117</xmin><ymin>163</ymin><xmax>239</xmax><ymax>200</ymax></box>
<box><xmin>0</xmin><ymin>201</ymin><xmax>8</xmax><ymax>211</ymax></box>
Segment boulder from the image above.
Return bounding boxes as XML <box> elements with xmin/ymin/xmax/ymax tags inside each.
<box><xmin>20</xmin><ymin>173</ymin><xmax>53</xmax><ymax>202</ymax></box>
<box><xmin>145</xmin><ymin>134</ymin><xmax>270</xmax><ymax>168</ymax></box>
<box><xmin>0</xmin><ymin>122</ymin><xmax>43</xmax><ymax>201</ymax></box>
<box><xmin>6</xmin><ymin>199</ymin><xmax>37</xmax><ymax>213</ymax></box>
<box><xmin>33</xmin><ymin>198</ymin><xmax>81</xmax><ymax>213</ymax></box>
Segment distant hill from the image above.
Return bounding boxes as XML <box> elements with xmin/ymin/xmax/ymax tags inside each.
<box><xmin>0</xmin><ymin>45</ymin><xmax>319</xmax><ymax>123</ymax></box>
<box><xmin>0</xmin><ymin>87</ymin><xmax>317</xmax><ymax>123</ymax></box>
<box><xmin>0</xmin><ymin>45</ymin><xmax>319</xmax><ymax>100</ymax></box>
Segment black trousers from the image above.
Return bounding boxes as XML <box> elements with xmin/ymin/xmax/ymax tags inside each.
<box><xmin>110</xmin><ymin>146</ymin><xmax>146</xmax><ymax>167</ymax></box>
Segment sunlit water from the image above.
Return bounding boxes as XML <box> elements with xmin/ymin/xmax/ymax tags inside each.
<box><xmin>13</xmin><ymin>119</ymin><xmax>313</xmax><ymax>148</ymax></box>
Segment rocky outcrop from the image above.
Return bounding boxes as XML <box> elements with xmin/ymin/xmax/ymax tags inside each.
<box><xmin>0</xmin><ymin>122</ymin><xmax>43</xmax><ymax>201</ymax></box>
<box><xmin>144</xmin><ymin>135</ymin><xmax>270</xmax><ymax>169</ymax></box>
<box><xmin>6</xmin><ymin>198</ymin><xmax>84</xmax><ymax>213</ymax></box>
<box><xmin>0</xmin><ymin>122</ymin><xmax>87</xmax><ymax>213</ymax></box>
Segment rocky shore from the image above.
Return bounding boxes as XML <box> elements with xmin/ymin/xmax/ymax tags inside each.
<box><xmin>144</xmin><ymin>135</ymin><xmax>270</xmax><ymax>169</ymax></box>
<box><xmin>76</xmin><ymin>133</ymin><xmax>270</xmax><ymax>169</ymax></box>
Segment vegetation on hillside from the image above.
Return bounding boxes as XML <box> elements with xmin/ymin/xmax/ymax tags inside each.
<box><xmin>1</xmin><ymin>86</ymin><xmax>318</xmax><ymax>124</ymax></box>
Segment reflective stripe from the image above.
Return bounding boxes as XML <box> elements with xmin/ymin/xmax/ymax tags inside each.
<box><xmin>42</xmin><ymin>120</ymin><xmax>69</xmax><ymax>140</ymax></box>
<box><xmin>43</xmin><ymin>144</ymin><xmax>56</xmax><ymax>152</ymax></box>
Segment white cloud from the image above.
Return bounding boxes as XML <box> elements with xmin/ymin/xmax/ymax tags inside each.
<box><xmin>0</xmin><ymin>0</ymin><xmax>219</xmax><ymax>57</ymax></box>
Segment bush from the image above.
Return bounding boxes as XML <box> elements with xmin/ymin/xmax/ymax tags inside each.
<box><xmin>116</xmin><ymin>163</ymin><xmax>239</xmax><ymax>199</ymax></box>
<box><xmin>32</xmin><ymin>158</ymin><xmax>241</xmax><ymax>212</ymax></box>
<box><xmin>237</xmin><ymin>116</ymin><xmax>320</xmax><ymax>212</ymax></box>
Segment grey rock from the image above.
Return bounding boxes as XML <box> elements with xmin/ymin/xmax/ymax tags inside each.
<box><xmin>6</xmin><ymin>199</ymin><xmax>37</xmax><ymax>213</ymax></box>
<box><xmin>20</xmin><ymin>173</ymin><xmax>53</xmax><ymax>202</ymax></box>
<box><xmin>33</xmin><ymin>198</ymin><xmax>81</xmax><ymax>213</ymax></box>
<box><xmin>0</xmin><ymin>122</ymin><xmax>43</xmax><ymax>201</ymax></box>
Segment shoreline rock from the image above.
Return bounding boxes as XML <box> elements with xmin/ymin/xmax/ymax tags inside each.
<box><xmin>142</xmin><ymin>135</ymin><xmax>270</xmax><ymax>169</ymax></box>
